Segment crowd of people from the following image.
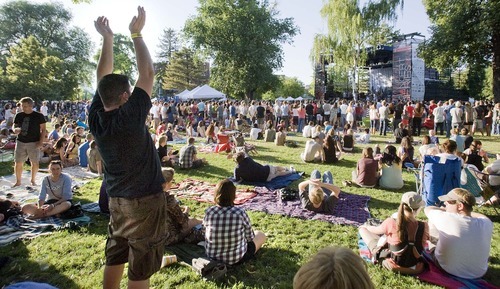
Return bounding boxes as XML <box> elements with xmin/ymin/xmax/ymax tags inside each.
<box><xmin>0</xmin><ymin>6</ymin><xmax>499</xmax><ymax>289</ymax></box>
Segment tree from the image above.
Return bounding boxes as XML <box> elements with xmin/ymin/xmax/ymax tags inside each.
<box><xmin>420</xmin><ymin>0</ymin><xmax>500</xmax><ymax>102</ymax></box>
<box><xmin>162</xmin><ymin>47</ymin><xmax>207</xmax><ymax>91</ymax></box>
<box><xmin>261</xmin><ymin>76</ymin><xmax>305</xmax><ymax>99</ymax></box>
<box><xmin>155</xmin><ymin>28</ymin><xmax>181</xmax><ymax>96</ymax></box>
<box><xmin>0</xmin><ymin>0</ymin><xmax>93</xmax><ymax>99</ymax></box>
<box><xmin>4</xmin><ymin>36</ymin><xmax>64</xmax><ymax>101</ymax></box>
<box><xmin>311</xmin><ymin>0</ymin><xmax>403</xmax><ymax>96</ymax></box>
<box><xmin>184</xmin><ymin>0</ymin><xmax>298</xmax><ymax>99</ymax></box>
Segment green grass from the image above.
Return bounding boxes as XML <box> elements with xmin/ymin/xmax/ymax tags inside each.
<box><xmin>1</xmin><ymin>133</ymin><xmax>500</xmax><ymax>288</ymax></box>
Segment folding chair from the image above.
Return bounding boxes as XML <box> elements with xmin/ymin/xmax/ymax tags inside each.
<box><xmin>421</xmin><ymin>155</ymin><xmax>462</xmax><ymax>207</ymax></box>
<box><xmin>461</xmin><ymin>165</ymin><xmax>500</xmax><ymax>215</ymax></box>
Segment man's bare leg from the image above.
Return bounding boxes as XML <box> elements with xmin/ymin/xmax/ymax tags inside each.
<box><xmin>103</xmin><ymin>264</ymin><xmax>125</xmax><ymax>289</ymax></box>
<box><xmin>128</xmin><ymin>280</ymin><xmax>149</xmax><ymax>289</ymax></box>
<box><xmin>30</xmin><ymin>161</ymin><xmax>39</xmax><ymax>186</ymax></box>
<box><xmin>13</xmin><ymin>162</ymin><xmax>23</xmax><ymax>187</ymax></box>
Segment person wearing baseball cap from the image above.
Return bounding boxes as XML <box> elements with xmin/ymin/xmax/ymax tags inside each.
<box><xmin>425</xmin><ymin>188</ymin><xmax>493</xmax><ymax>279</ymax></box>
<box><xmin>359</xmin><ymin>192</ymin><xmax>429</xmax><ymax>275</ymax></box>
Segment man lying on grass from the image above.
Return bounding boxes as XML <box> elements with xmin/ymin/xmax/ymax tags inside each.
<box><xmin>233</xmin><ymin>152</ymin><xmax>294</xmax><ymax>183</ymax></box>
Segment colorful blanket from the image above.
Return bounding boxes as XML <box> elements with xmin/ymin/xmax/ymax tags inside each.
<box><xmin>418</xmin><ymin>251</ymin><xmax>500</xmax><ymax>289</ymax></box>
<box><xmin>170</xmin><ymin>178</ymin><xmax>257</xmax><ymax>205</ymax></box>
<box><xmin>357</xmin><ymin>239</ymin><xmax>500</xmax><ymax>289</ymax></box>
<box><xmin>239</xmin><ymin>187</ymin><xmax>371</xmax><ymax>226</ymax></box>
<box><xmin>230</xmin><ymin>172</ymin><xmax>303</xmax><ymax>191</ymax></box>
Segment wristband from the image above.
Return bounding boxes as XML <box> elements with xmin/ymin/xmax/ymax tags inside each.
<box><xmin>131</xmin><ymin>33</ymin><xmax>142</xmax><ymax>39</ymax></box>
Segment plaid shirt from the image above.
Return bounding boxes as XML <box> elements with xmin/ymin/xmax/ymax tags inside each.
<box><xmin>179</xmin><ymin>144</ymin><xmax>196</xmax><ymax>169</ymax></box>
<box><xmin>203</xmin><ymin>206</ymin><xmax>255</xmax><ymax>265</ymax></box>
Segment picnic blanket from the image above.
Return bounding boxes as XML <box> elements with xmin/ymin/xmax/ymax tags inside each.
<box><xmin>81</xmin><ymin>202</ymin><xmax>102</xmax><ymax>213</ymax></box>
<box><xmin>229</xmin><ymin>172</ymin><xmax>303</xmax><ymax>191</ymax></box>
<box><xmin>0</xmin><ymin>215</ymin><xmax>91</xmax><ymax>247</ymax></box>
<box><xmin>239</xmin><ymin>187</ymin><xmax>371</xmax><ymax>226</ymax></box>
<box><xmin>165</xmin><ymin>242</ymin><xmax>207</xmax><ymax>266</ymax></box>
<box><xmin>0</xmin><ymin>166</ymin><xmax>98</xmax><ymax>202</ymax></box>
<box><xmin>171</xmin><ymin>178</ymin><xmax>257</xmax><ymax>205</ymax></box>
<box><xmin>0</xmin><ymin>151</ymin><xmax>14</xmax><ymax>163</ymax></box>
<box><xmin>358</xmin><ymin>238</ymin><xmax>500</xmax><ymax>289</ymax></box>
<box><xmin>417</xmin><ymin>251</ymin><xmax>500</xmax><ymax>289</ymax></box>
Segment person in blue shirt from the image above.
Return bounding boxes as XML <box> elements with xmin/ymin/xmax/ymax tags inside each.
<box><xmin>78</xmin><ymin>133</ymin><xmax>93</xmax><ymax>167</ymax></box>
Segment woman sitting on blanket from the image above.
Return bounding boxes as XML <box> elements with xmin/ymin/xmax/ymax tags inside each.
<box><xmin>161</xmin><ymin>168</ymin><xmax>203</xmax><ymax>246</ymax></box>
<box><xmin>299</xmin><ymin>170</ymin><xmax>341</xmax><ymax>215</ymax></box>
<box><xmin>22</xmin><ymin>160</ymin><xmax>73</xmax><ymax>219</ymax></box>
<box><xmin>233</xmin><ymin>152</ymin><xmax>294</xmax><ymax>183</ymax></box>
<box><xmin>378</xmin><ymin>145</ymin><xmax>404</xmax><ymax>190</ymax></box>
<box><xmin>204</xmin><ymin>179</ymin><xmax>267</xmax><ymax>265</ymax></box>
<box><xmin>358</xmin><ymin>192</ymin><xmax>429</xmax><ymax>275</ymax></box>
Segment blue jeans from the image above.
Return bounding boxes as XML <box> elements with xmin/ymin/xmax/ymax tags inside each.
<box><xmin>379</xmin><ymin>119</ymin><xmax>388</xmax><ymax>135</ymax></box>
<box><xmin>297</xmin><ymin>118</ymin><xmax>305</xmax><ymax>133</ymax></box>
<box><xmin>310</xmin><ymin>170</ymin><xmax>333</xmax><ymax>195</ymax></box>
<box><xmin>445</xmin><ymin>120</ymin><xmax>452</xmax><ymax>138</ymax></box>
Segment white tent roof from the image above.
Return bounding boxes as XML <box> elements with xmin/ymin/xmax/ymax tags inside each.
<box><xmin>276</xmin><ymin>97</ymin><xmax>285</xmax><ymax>101</ymax></box>
<box><xmin>180</xmin><ymin>84</ymin><xmax>225</xmax><ymax>100</ymax></box>
<box><xmin>176</xmin><ymin>89</ymin><xmax>190</xmax><ymax>97</ymax></box>
<box><xmin>285</xmin><ymin>96</ymin><xmax>295</xmax><ymax>101</ymax></box>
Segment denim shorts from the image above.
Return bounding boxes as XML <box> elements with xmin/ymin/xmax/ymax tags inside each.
<box><xmin>105</xmin><ymin>192</ymin><xmax>167</xmax><ymax>281</ymax></box>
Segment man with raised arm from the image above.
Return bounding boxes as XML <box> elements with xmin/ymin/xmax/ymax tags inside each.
<box><xmin>89</xmin><ymin>7</ymin><xmax>167</xmax><ymax>289</ymax></box>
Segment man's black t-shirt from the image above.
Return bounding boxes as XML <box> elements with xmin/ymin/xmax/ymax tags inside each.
<box><xmin>256</xmin><ymin>106</ymin><xmax>265</xmax><ymax>118</ymax></box>
<box><xmin>88</xmin><ymin>87</ymin><xmax>164</xmax><ymax>199</ymax></box>
<box><xmin>13</xmin><ymin>111</ymin><xmax>46</xmax><ymax>143</ymax></box>
<box><xmin>305</xmin><ymin>104</ymin><xmax>314</xmax><ymax>115</ymax></box>
<box><xmin>234</xmin><ymin>157</ymin><xmax>270</xmax><ymax>182</ymax></box>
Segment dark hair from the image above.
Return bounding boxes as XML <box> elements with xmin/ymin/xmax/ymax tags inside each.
<box><xmin>214</xmin><ymin>179</ymin><xmax>236</xmax><ymax>207</ymax></box>
<box><xmin>50</xmin><ymin>160</ymin><xmax>62</xmax><ymax>167</ymax></box>
<box><xmin>54</xmin><ymin>137</ymin><xmax>68</xmax><ymax>150</ymax></box>
<box><xmin>234</xmin><ymin>152</ymin><xmax>246</xmax><ymax>164</ymax></box>
<box><xmin>381</xmin><ymin>145</ymin><xmax>400</xmax><ymax>166</ymax></box>
<box><xmin>97</xmin><ymin>74</ymin><xmax>130</xmax><ymax>108</ymax></box>
<box><xmin>442</xmin><ymin>139</ymin><xmax>457</xmax><ymax>154</ymax></box>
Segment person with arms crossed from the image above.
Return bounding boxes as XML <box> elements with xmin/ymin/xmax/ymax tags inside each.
<box><xmin>12</xmin><ymin>97</ymin><xmax>46</xmax><ymax>187</ymax></box>
<box><xmin>89</xmin><ymin>8</ymin><xmax>167</xmax><ymax>289</ymax></box>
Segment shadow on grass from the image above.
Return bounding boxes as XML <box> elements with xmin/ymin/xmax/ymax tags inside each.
<box><xmin>213</xmin><ymin>247</ymin><xmax>301</xmax><ymax>288</ymax></box>
<box><xmin>0</xmin><ymin>241</ymin><xmax>78</xmax><ymax>288</ymax></box>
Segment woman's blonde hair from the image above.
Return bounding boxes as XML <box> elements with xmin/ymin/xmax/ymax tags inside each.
<box><xmin>293</xmin><ymin>246</ymin><xmax>375</xmax><ymax>289</ymax></box>
<box><xmin>308</xmin><ymin>187</ymin><xmax>324</xmax><ymax>205</ymax></box>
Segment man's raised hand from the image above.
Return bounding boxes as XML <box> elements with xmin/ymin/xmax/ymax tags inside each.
<box><xmin>94</xmin><ymin>16</ymin><xmax>113</xmax><ymax>37</ymax></box>
<box><xmin>129</xmin><ymin>6</ymin><xmax>146</xmax><ymax>34</ymax></box>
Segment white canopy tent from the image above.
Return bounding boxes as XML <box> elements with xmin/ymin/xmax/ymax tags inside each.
<box><xmin>179</xmin><ymin>84</ymin><xmax>225</xmax><ymax>100</ymax></box>
<box><xmin>176</xmin><ymin>89</ymin><xmax>190</xmax><ymax>98</ymax></box>
<box><xmin>285</xmin><ymin>96</ymin><xmax>295</xmax><ymax>101</ymax></box>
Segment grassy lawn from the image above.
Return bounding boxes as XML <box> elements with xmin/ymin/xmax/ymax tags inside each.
<box><xmin>0</xmin><ymin>133</ymin><xmax>499</xmax><ymax>288</ymax></box>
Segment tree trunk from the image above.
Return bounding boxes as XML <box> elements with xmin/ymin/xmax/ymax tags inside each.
<box><xmin>492</xmin><ymin>28</ymin><xmax>500</xmax><ymax>103</ymax></box>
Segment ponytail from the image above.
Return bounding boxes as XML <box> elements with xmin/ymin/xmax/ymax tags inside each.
<box><xmin>396</xmin><ymin>203</ymin><xmax>411</xmax><ymax>242</ymax></box>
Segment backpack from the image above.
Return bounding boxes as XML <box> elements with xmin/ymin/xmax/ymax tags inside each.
<box><xmin>389</xmin><ymin>221</ymin><xmax>425</xmax><ymax>268</ymax></box>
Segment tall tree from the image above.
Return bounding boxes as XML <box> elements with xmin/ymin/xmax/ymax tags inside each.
<box><xmin>155</xmin><ymin>28</ymin><xmax>181</xmax><ymax>96</ymax></box>
<box><xmin>0</xmin><ymin>0</ymin><xmax>93</xmax><ymax>99</ymax></box>
<box><xmin>184</xmin><ymin>0</ymin><xmax>298</xmax><ymax>99</ymax></box>
<box><xmin>162</xmin><ymin>47</ymin><xmax>207</xmax><ymax>91</ymax></box>
<box><xmin>421</xmin><ymin>0</ymin><xmax>500</xmax><ymax>102</ymax></box>
<box><xmin>4</xmin><ymin>36</ymin><xmax>64</xmax><ymax>101</ymax></box>
<box><xmin>312</xmin><ymin>0</ymin><xmax>402</xmax><ymax>96</ymax></box>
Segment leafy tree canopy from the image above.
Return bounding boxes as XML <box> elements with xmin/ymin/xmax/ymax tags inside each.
<box><xmin>421</xmin><ymin>0</ymin><xmax>500</xmax><ymax>101</ymax></box>
<box><xmin>162</xmin><ymin>47</ymin><xmax>208</xmax><ymax>92</ymax></box>
<box><xmin>184</xmin><ymin>0</ymin><xmax>298</xmax><ymax>99</ymax></box>
<box><xmin>0</xmin><ymin>0</ymin><xmax>93</xmax><ymax>100</ymax></box>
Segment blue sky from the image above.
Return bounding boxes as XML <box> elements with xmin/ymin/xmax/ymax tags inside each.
<box><xmin>1</xmin><ymin>0</ymin><xmax>431</xmax><ymax>86</ymax></box>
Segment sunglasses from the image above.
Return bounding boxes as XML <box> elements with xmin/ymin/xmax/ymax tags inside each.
<box><xmin>446</xmin><ymin>200</ymin><xmax>459</xmax><ymax>205</ymax></box>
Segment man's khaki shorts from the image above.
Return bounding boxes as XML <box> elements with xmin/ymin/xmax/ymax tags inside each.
<box><xmin>106</xmin><ymin>192</ymin><xmax>167</xmax><ymax>281</ymax></box>
<box><xmin>14</xmin><ymin>141</ymin><xmax>39</xmax><ymax>163</ymax></box>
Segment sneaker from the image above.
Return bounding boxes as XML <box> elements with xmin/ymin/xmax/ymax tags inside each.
<box><xmin>289</xmin><ymin>166</ymin><xmax>296</xmax><ymax>173</ymax></box>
